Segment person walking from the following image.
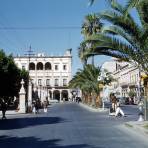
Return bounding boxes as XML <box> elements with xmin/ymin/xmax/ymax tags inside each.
<box><xmin>32</xmin><ymin>100</ymin><xmax>36</xmax><ymax>114</ymax></box>
<box><xmin>35</xmin><ymin>99</ymin><xmax>40</xmax><ymax>114</ymax></box>
<box><xmin>43</xmin><ymin>100</ymin><xmax>48</xmax><ymax>113</ymax></box>
<box><xmin>1</xmin><ymin>99</ymin><xmax>7</xmax><ymax>119</ymax></box>
<box><xmin>110</xmin><ymin>93</ymin><xmax>117</xmax><ymax>112</ymax></box>
<box><xmin>115</xmin><ymin>99</ymin><xmax>125</xmax><ymax>117</ymax></box>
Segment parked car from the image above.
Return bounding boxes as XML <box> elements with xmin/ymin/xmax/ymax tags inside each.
<box><xmin>124</xmin><ymin>97</ymin><xmax>130</xmax><ymax>105</ymax></box>
<box><xmin>117</xmin><ymin>97</ymin><xmax>125</xmax><ymax>105</ymax></box>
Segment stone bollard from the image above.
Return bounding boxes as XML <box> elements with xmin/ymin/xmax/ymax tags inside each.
<box><xmin>138</xmin><ymin>100</ymin><xmax>144</xmax><ymax>122</ymax></box>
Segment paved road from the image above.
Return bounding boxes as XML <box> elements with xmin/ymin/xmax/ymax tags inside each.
<box><xmin>0</xmin><ymin>102</ymin><xmax>147</xmax><ymax>148</ymax></box>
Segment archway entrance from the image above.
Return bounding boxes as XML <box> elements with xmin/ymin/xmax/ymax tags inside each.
<box><xmin>62</xmin><ymin>90</ymin><xmax>68</xmax><ymax>101</ymax></box>
<box><xmin>53</xmin><ymin>90</ymin><xmax>60</xmax><ymax>101</ymax></box>
<box><xmin>48</xmin><ymin>90</ymin><xmax>52</xmax><ymax>99</ymax></box>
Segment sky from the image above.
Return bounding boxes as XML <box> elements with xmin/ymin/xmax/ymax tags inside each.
<box><xmin>0</xmin><ymin>0</ymin><xmax>113</xmax><ymax>74</ymax></box>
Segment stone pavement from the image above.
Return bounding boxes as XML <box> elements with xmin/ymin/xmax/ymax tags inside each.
<box><xmin>79</xmin><ymin>102</ymin><xmax>148</xmax><ymax>140</ymax></box>
<box><xmin>121</xmin><ymin>121</ymin><xmax>148</xmax><ymax>139</ymax></box>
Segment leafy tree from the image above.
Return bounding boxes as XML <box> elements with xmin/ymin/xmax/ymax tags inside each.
<box><xmin>0</xmin><ymin>50</ymin><xmax>29</xmax><ymax>103</ymax></box>
<box><xmin>128</xmin><ymin>90</ymin><xmax>136</xmax><ymax>98</ymax></box>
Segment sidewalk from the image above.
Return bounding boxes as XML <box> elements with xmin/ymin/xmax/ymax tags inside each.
<box><xmin>78</xmin><ymin>102</ymin><xmax>108</xmax><ymax>112</ymax></box>
<box><xmin>0</xmin><ymin>110</ymin><xmax>25</xmax><ymax>117</ymax></box>
<box><xmin>119</xmin><ymin>120</ymin><xmax>148</xmax><ymax>141</ymax></box>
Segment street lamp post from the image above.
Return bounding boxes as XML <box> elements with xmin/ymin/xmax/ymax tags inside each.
<box><xmin>25</xmin><ymin>45</ymin><xmax>34</xmax><ymax>113</ymax></box>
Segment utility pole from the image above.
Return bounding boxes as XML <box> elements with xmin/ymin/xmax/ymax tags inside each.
<box><xmin>25</xmin><ymin>45</ymin><xmax>34</xmax><ymax>71</ymax></box>
<box><xmin>25</xmin><ymin>45</ymin><xmax>35</xmax><ymax>113</ymax></box>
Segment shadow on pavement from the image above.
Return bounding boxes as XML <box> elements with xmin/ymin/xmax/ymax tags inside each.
<box><xmin>0</xmin><ymin>136</ymin><xmax>99</xmax><ymax>148</ymax></box>
<box><xmin>0</xmin><ymin>116</ymin><xmax>66</xmax><ymax>130</ymax></box>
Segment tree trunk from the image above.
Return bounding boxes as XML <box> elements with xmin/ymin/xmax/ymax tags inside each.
<box><xmin>95</xmin><ymin>95</ymin><xmax>102</xmax><ymax>108</ymax></box>
<box><xmin>91</xmin><ymin>93</ymin><xmax>96</xmax><ymax>107</ymax></box>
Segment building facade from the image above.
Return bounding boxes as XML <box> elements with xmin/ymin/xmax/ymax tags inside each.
<box><xmin>14</xmin><ymin>49</ymin><xmax>72</xmax><ymax>102</ymax></box>
<box><xmin>114</xmin><ymin>62</ymin><xmax>142</xmax><ymax>103</ymax></box>
<box><xmin>102</xmin><ymin>61</ymin><xmax>143</xmax><ymax>103</ymax></box>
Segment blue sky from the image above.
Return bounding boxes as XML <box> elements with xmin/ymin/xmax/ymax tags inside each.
<box><xmin>0</xmin><ymin>0</ymin><xmax>113</xmax><ymax>74</ymax></box>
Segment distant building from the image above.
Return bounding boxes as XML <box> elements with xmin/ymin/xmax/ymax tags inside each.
<box><xmin>14</xmin><ymin>49</ymin><xmax>72</xmax><ymax>102</ymax></box>
<box><xmin>102</xmin><ymin>60</ymin><xmax>142</xmax><ymax>103</ymax></box>
<box><xmin>102</xmin><ymin>61</ymin><xmax>117</xmax><ymax>73</ymax></box>
<box><xmin>114</xmin><ymin>62</ymin><xmax>141</xmax><ymax>102</ymax></box>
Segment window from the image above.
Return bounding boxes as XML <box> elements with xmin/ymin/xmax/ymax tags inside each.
<box><xmin>63</xmin><ymin>79</ymin><xmax>67</xmax><ymax>86</ymax></box>
<box><xmin>31</xmin><ymin>79</ymin><xmax>34</xmax><ymax>84</ymax></box>
<box><xmin>22</xmin><ymin>63</ymin><xmax>26</xmax><ymax>70</ymax></box>
<box><xmin>46</xmin><ymin>79</ymin><xmax>50</xmax><ymax>86</ymax></box>
<box><xmin>29</xmin><ymin>63</ymin><xmax>35</xmax><ymax>70</ymax></box>
<box><xmin>63</xmin><ymin>65</ymin><xmax>67</xmax><ymax>70</ymax></box>
<box><xmin>55</xmin><ymin>65</ymin><xmax>58</xmax><ymax>70</ymax></box>
<box><xmin>45</xmin><ymin>62</ymin><xmax>52</xmax><ymax>70</ymax></box>
<box><xmin>37</xmin><ymin>62</ymin><xmax>43</xmax><ymax>70</ymax></box>
<box><xmin>55</xmin><ymin>79</ymin><xmax>59</xmax><ymax>86</ymax></box>
<box><xmin>38</xmin><ymin>79</ymin><xmax>42</xmax><ymax>86</ymax></box>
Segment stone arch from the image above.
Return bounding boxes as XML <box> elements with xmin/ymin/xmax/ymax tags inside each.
<box><xmin>45</xmin><ymin>62</ymin><xmax>52</xmax><ymax>70</ymax></box>
<box><xmin>53</xmin><ymin>90</ymin><xmax>60</xmax><ymax>101</ymax></box>
<box><xmin>37</xmin><ymin>62</ymin><xmax>43</xmax><ymax>70</ymax></box>
<box><xmin>29</xmin><ymin>62</ymin><xmax>35</xmax><ymax>70</ymax></box>
<box><xmin>62</xmin><ymin>90</ymin><xmax>68</xmax><ymax>101</ymax></box>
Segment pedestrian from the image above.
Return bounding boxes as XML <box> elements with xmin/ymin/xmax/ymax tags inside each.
<box><xmin>43</xmin><ymin>100</ymin><xmax>48</xmax><ymax>113</ymax></box>
<box><xmin>32</xmin><ymin>100</ymin><xmax>36</xmax><ymax>114</ymax></box>
<box><xmin>1</xmin><ymin>99</ymin><xmax>7</xmax><ymax>119</ymax></box>
<box><xmin>115</xmin><ymin>99</ymin><xmax>125</xmax><ymax>117</ymax></box>
<box><xmin>35</xmin><ymin>99</ymin><xmax>40</xmax><ymax>114</ymax></box>
<box><xmin>110</xmin><ymin>93</ymin><xmax>117</xmax><ymax>112</ymax></box>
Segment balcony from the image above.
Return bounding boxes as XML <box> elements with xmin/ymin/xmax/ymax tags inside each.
<box><xmin>120</xmin><ymin>82</ymin><xmax>128</xmax><ymax>87</ymax></box>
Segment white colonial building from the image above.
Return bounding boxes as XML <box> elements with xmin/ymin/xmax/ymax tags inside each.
<box><xmin>14</xmin><ymin>49</ymin><xmax>72</xmax><ymax>103</ymax></box>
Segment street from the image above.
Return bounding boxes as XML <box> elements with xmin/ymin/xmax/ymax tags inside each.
<box><xmin>0</xmin><ymin>102</ymin><xmax>148</xmax><ymax>148</ymax></box>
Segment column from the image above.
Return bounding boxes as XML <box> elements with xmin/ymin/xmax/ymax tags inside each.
<box><xmin>35</xmin><ymin>62</ymin><xmax>37</xmax><ymax>85</ymax></box>
<box><xmin>46</xmin><ymin>87</ymin><xmax>48</xmax><ymax>100</ymax></box>
<box><xmin>19</xmin><ymin>79</ymin><xmax>26</xmax><ymax>113</ymax></box>
<box><xmin>60</xmin><ymin>90</ymin><xmax>62</xmax><ymax>102</ymax></box>
<box><xmin>27</xmin><ymin>79</ymin><xmax>32</xmax><ymax>112</ymax></box>
<box><xmin>68</xmin><ymin>89</ymin><xmax>72</xmax><ymax>101</ymax></box>
<box><xmin>51</xmin><ymin>91</ymin><xmax>53</xmax><ymax>100</ymax></box>
<box><xmin>52</xmin><ymin>88</ymin><xmax>55</xmax><ymax>100</ymax></box>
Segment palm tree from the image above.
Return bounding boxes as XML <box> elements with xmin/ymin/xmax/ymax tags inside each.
<box><xmin>69</xmin><ymin>65</ymin><xmax>113</xmax><ymax>107</ymax></box>
<box><xmin>80</xmin><ymin>14</ymin><xmax>102</xmax><ymax>65</ymax></box>
<box><xmin>81</xmin><ymin>14</ymin><xmax>102</xmax><ymax>38</ymax></box>
<box><xmin>69</xmin><ymin>64</ymin><xmax>101</xmax><ymax>107</ymax></box>
<box><xmin>78</xmin><ymin>43</ymin><xmax>88</xmax><ymax>67</ymax></box>
<box><xmin>81</xmin><ymin>0</ymin><xmax>148</xmax><ymax>73</ymax></box>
